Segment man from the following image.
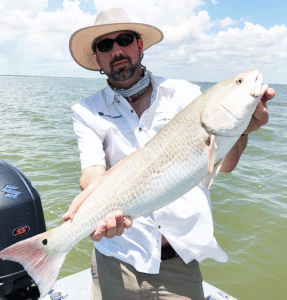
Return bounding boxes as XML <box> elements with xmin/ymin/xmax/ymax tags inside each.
<box><xmin>63</xmin><ymin>7</ymin><xmax>275</xmax><ymax>300</ymax></box>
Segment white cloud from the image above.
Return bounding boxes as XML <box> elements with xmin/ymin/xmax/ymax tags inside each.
<box><xmin>148</xmin><ymin>20</ymin><xmax>287</xmax><ymax>83</ymax></box>
<box><xmin>92</xmin><ymin>0</ymin><xmax>211</xmax><ymax>49</ymax></box>
<box><xmin>20</xmin><ymin>1</ymin><xmax>94</xmax><ymax>57</ymax></box>
<box><xmin>0</xmin><ymin>0</ymin><xmax>95</xmax><ymax>75</ymax></box>
<box><xmin>0</xmin><ymin>0</ymin><xmax>286</xmax><ymax>83</ymax></box>
<box><xmin>162</xmin><ymin>10</ymin><xmax>211</xmax><ymax>42</ymax></box>
<box><xmin>93</xmin><ymin>0</ymin><xmax>205</xmax><ymax>31</ymax></box>
<box><xmin>160</xmin><ymin>21</ymin><xmax>287</xmax><ymax>63</ymax></box>
<box><xmin>1</xmin><ymin>0</ymin><xmax>48</xmax><ymax>13</ymax></box>
<box><xmin>219</xmin><ymin>17</ymin><xmax>238</xmax><ymax>28</ymax></box>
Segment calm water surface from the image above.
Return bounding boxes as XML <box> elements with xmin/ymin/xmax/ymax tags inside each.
<box><xmin>0</xmin><ymin>75</ymin><xmax>286</xmax><ymax>299</ymax></box>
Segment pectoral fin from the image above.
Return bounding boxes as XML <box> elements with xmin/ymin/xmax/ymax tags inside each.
<box><xmin>207</xmin><ymin>134</ymin><xmax>217</xmax><ymax>173</ymax></box>
<box><xmin>203</xmin><ymin>159</ymin><xmax>223</xmax><ymax>189</ymax></box>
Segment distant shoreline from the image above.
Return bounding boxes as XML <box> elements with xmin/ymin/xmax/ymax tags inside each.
<box><xmin>0</xmin><ymin>74</ymin><xmax>216</xmax><ymax>84</ymax></box>
<box><xmin>0</xmin><ymin>74</ymin><xmax>100</xmax><ymax>80</ymax></box>
<box><xmin>0</xmin><ymin>74</ymin><xmax>283</xmax><ymax>85</ymax></box>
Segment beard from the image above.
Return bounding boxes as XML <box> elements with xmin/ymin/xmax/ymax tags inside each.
<box><xmin>109</xmin><ymin>54</ymin><xmax>141</xmax><ymax>81</ymax></box>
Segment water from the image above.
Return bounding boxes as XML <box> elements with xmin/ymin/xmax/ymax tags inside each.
<box><xmin>0</xmin><ymin>75</ymin><xmax>286</xmax><ymax>299</ymax></box>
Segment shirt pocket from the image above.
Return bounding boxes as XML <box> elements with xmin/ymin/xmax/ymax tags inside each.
<box><xmin>95</xmin><ymin>115</ymin><xmax>137</xmax><ymax>168</ymax></box>
<box><xmin>93</xmin><ymin>113</ymin><xmax>132</xmax><ymax>136</ymax></box>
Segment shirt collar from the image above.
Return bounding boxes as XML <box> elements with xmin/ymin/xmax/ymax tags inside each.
<box><xmin>102</xmin><ymin>84</ymin><xmax>117</xmax><ymax>106</ymax></box>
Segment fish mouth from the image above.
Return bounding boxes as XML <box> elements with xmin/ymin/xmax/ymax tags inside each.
<box><xmin>250</xmin><ymin>73</ymin><xmax>263</xmax><ymax>97</ymax></box>
<box><xmin>220</xmin><ymin>72</ymin><xmax>267</xmax><ymax>121</ymax></box>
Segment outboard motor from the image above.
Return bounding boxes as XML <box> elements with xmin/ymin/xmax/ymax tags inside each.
<box><xmin>0</xmin><ymin>160</ymin><xmax>46</xmax><ymax>300</ymax></box>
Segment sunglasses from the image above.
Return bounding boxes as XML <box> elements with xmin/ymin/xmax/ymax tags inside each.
<box><xmin>93</xmin><ymin>33</ymin><xmax>136</xmax><ymax>53</ymax></box>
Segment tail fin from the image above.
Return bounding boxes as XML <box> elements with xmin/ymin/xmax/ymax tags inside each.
<box><xmin>0</xmin><ymin>234</ymin><xmax>67</xmax><ymax>299</ymax></box>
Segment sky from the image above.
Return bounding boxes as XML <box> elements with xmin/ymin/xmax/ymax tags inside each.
<box><xmin>0</xmin><ymin>0</ymin><xmax>286</xmax><ymax>84</ymax></box>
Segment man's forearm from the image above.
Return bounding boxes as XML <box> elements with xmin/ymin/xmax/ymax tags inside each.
<box><xmin>80</xmin><ymin>165</ymin><xmax>106</xmax><ymax>190</ymax></box>
<box><xmin>220</xmin><ymin>135</ymin><xmax>248</xmax><ymax>173</ymax></box>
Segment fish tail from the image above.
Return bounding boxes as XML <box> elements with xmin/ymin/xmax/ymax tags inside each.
<box><xmin>0</xmin><ymin>233</ymin><xmax>67</xmax><ymax>299</ymax></box>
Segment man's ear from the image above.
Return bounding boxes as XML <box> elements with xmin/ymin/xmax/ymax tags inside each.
<box><xmin>138</xmin><ymin>38</ymin><xmax>144</xmax><ymax>55</ymax></box>
<box><xmin>96</xmin><ymin>54</ymin><xmax>100</xmax><ymax>64</ymax></box>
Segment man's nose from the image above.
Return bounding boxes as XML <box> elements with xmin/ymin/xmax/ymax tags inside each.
<box><xmin>111</xmin><ymin>41</ymin><xmax>124</xmax><ymax>57</ymax></box>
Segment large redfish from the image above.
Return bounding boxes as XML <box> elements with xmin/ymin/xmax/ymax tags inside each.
<box><xmin>0</xmin><ymin>70</ymin><xmax>268</xmax><ymax>299</ymax></box>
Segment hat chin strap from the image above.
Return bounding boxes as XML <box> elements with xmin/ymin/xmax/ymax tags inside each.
<box><xmin>110</xmin><ymin>66</ymin><xmax>151</xmax><ymax>102</ymax></box>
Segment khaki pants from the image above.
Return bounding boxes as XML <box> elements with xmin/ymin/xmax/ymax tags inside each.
<box><xmin>91</xmin><ymin>248</ymin><xmax>205</xmax><ymax>300</ymax></box>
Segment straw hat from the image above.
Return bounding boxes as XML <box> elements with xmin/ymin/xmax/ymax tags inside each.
<box><xmin>69</xmin><ymin>8</ymin><xmax>164</xmax><ymax>71</ymax></box>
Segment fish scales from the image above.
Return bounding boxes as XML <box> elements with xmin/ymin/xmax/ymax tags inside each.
<box><xmin>73</xmin><ymin>102</ymin><xmax>210</xmax><ymax>230</ymax></box>
<box><xmin>0</xmin><ymin>70</ymin><xmax>268</xmax><ymax>299</ymax></box>
<box><xmin>69</xmin><ymin>124</ymin><xmax>209</xmax><ymax>246</ymax></box>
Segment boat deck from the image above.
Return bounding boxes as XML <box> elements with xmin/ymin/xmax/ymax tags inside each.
<box><xmin>43</xmin><ymin>269</ymin><xmax>237</xmax><ymax>300</ymax></box>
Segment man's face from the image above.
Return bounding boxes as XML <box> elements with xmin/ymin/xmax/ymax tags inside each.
<box><xmin>95</xmin><ymin>30</ymin><xmax>143</xmax><ymax>82</ymax></box>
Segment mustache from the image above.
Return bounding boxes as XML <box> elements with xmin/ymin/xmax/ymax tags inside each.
<box><xmin>110</xmin><ymin>55</ymin><xmax>131</xmax><ymax>67</ymax></box>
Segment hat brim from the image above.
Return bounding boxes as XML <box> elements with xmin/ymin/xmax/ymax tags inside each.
<box><xmin>69</xmin><ymin>23</ymin><xmax>164</xmax><ymax>71</ymax></box>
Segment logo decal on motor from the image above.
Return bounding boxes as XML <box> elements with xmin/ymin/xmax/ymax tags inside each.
<box><xmin>1</xmin><ymin>185</ymin><xmax>21</xmax><ymax>199</ymax></box>
<box><xmin>12</xmin><ymin>225</ymin><xmax>30</xmax><ymax>237</ymax></box>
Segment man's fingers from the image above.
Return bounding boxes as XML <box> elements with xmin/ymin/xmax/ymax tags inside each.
<box><xmin>90</xmin><ymin>221</ymin><xmax>107</xmax><ymax>242</ymax></box>
<box><xmin>105</xmin><ymin>211</ymin><xmax>119</xmax><ymax>238</ymax></box>
<box><xmin>252</xmin><ymin>101</ymin><xmax>269</xmax><ymax>123</ymax></box>
<box><xmin>123</xmin><ymin>216</ymin><xmax>133</xmax><ymax>229</ymax></box>
<box><xmin>62</xmin><ymin>179</ymin><xmax>102</xmax><ymax>221</ymax></box>
<box><xmin>116</xmin><ymin>218</ymin><xmax>125</xmax><ymax>236</ymax></box>
<box><xmin>89</xmin><ymin>210</ymin><xmax>132</xmax><ymax>242</ymax></box>
<box><xmin>261</xmin><ymin>88</ymin><xmax>275</xmax><ymax>102</ymax></box>
<box><xmin>243</xmin><ymin>88</ymin><xmax>275</xmax><ymax>135</ymax></box>
<box><xmin>62</xmin><ymin>195</ymin><xmax>86</xmax><ymax>221</ymax></box>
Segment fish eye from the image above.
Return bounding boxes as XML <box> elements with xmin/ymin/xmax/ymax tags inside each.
<box><xmin>236</xmin><ymin>78</ymin><xmax>243</xmax><ymax>84</ymax></box>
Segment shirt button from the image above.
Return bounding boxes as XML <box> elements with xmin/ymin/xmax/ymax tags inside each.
<box><xmin>117</xmin><ymin>100</ymin><xmax>120</xmax><ymax>103</ymax></box>
<box><xmin>131</xmin><ymin>109</ymin><xmax>134</xmax><ymax>113</ymax></box>
<box><xmin>158</xmin><ymin>225</ymin><xmax>161</xmax><ymax>229</ymax></box>
<box><xmin>139</xmin><ymin>127</ymin><xmax>142</xmax><ymax>131</ymax></box>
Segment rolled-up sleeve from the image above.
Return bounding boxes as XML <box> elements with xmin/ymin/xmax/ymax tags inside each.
<box><xmin>72</xmin><ymin>110</ymin><xmax>106</xmax><ymax>171</ymax></box>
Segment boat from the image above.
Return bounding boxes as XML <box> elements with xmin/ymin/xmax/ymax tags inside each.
<box><xmin>44</xmin><ymin>268</ymin><xmax>237</xmax><ymax>300</ymax></box>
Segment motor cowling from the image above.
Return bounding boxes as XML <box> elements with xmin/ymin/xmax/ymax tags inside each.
<box><xmin>0</xmin><ymin>160</ymin><xmax>46</xmax><ymax>299</ymax></box>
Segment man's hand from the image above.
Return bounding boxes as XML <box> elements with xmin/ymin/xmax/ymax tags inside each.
<box><xmin>243</xmin><ymin>87</ymin><xmax>275</xmax><ymax>134</ymax></box>
<box><xmin>63</xmin><ymin>198</ymin><xmax>133</xmax><ymax>242</ymax></box>
<box><xmin>62</xmin><ymin>171</ymin><xmax>133</xmax><ymax>242</ymax></box>
<box><xmin>221</xmin><ymin>87</ymin><xmax>275</xmax><ymax>173</ymax></box>
<box><xmin>89</xmin><ymin>209</ymin><xmax>133</xmax><ymax>242</ymax></box>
